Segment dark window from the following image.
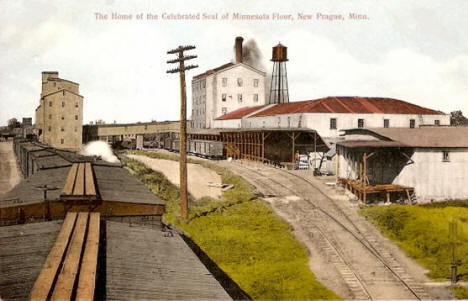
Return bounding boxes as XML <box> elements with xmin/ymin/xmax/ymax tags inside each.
<box><xmin>435</xmin><ymin>120</ymin><xmax>440</xmax><ymax>126</ymax></box>
<box><xmin>48</xmin><ymin>126</ymin><xmax>51</xmax><ymax>132</ymax></box>
<box><xmin>61</xmin><ymin>127</ymin><xmax>64</xmax><ymax>132</ymax></box>
<box><xmin>443</xmin><ymin>151</ymin><xmax>450</xmax><ymax>162</ymax></box>
<box><xmin>62</xmin><ymin>101</ymin><xmax>65</xmax><ymax>107</ymax></box>
<box><xmin>410</xmin><ymin>119</ymin><xmax>415</xmax><ymax>128</ymax></box>
<box><xmin>61</xmin><ymin>138</ymin><xmax>64</xmax><ymax>144</ymax></box>
<box><xmin>330</xmin><ymin>118</ymin><xmax>337</xmax><ymax>129</ymax></box>
<box><xmin>49</xmin><ymin>101</ymin><xmax>52</xmax><ymax>107</ymax></box>
<box><xmin>75</xmin><ymin>102</ymin><xmax>79</xmax><ymax>108</ymax></box>
<box><xmin>75</xmin><ymin>115</ymin><xmax>78</xmax><ymax>120</ymax></box>
<box><xmin>253</xmin><ymin>79</ymin><xmax>259</xmax><ymax>87</ymax></box>
<box><xmin>254</xmin><ymin>94</ymin><xmax>259</xmax><ymax>102</ymax></box>
<box><xmin>358</xmin><ymin>119</ymin><xmax>364</xmax><ymax>128</ymax></box>
<box><xmin>237</xmin><ymin>94</ymin><xmax>242</xmax><ymax>102</ymax></box>
<box><xmin>222</xmin><ymin>94</ymin><xmax>226</xmax><ymax>102</ymax></box>
<box><xmin>384</xmin><ymin>119</ymin><xmax>390</xmax><ymax>128</ymax></box>
<box><xmin>61</xmin><ymin>116</ymin><xmax>64</xmax><ymax>120</ymax></box>
<box><xmin>48</xmin><ymin>114</ymin><xmax>52</xmax><ymax>119</ymax></box>
<box><xmin>222</xmin><ymin>107</ymin><xmax>227</xmax><ymax>115</ymax></box>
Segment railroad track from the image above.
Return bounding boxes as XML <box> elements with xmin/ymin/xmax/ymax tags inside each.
<box><xmin>226</xmin><ymin>162</ymin><xmax>430</xmax><ymax>300</ymax></box>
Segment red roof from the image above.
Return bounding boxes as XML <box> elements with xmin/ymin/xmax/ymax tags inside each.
<box><xmin>216</xmin><ymin>105</ymin><xmax>267</xmax><ymax>120</ymax></box>
<box><xmin>192</xmin><ymin>62</ymin><xmax>235</xmax><ymax>80</ymax></box>
<box><xmin>253</xmin><ymin>97</ymin><xmax>442</xmax><ymax>117</ymax></box>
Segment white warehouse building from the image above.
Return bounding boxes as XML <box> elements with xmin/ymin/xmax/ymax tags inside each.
<box><xmin>191</xmin><ymin>37</ymin><xmax>267</xmax><ymax>129</ymax></box>
<box><xmin>213</xmin><ymin>96</ymin><xmax>451</xmax><ymax>144</ymax></box>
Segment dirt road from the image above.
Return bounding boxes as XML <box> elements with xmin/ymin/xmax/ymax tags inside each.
<box><xmin>127</xmin><ymin>154</ymin><xmax>222</xmax><ymax>200</ymax></box>
<box><xmin>218</xmin><ymin>160</ymin><xmax>452</xmax><ymax>300</ymax></box>
<box><xmin>0</xmin><ymin>141</ymin><xmax>21</xmax><ymax>196</ymax></box>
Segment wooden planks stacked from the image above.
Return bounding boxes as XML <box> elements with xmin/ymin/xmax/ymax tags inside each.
<box><xmin>61</xmin><ymin>163</ymin><xmax>98</xmax><ymax>199</ymax></box>
<box><xmin>30</xmin><ymin>212</ymin><xmax>100</xmax><ymax>301</ymax></box>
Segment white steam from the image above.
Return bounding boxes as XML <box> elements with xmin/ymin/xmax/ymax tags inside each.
<box><xmin>80</xmin><ymin>141</ymin><xmax>120</xmax><ymax>163</ymax></box>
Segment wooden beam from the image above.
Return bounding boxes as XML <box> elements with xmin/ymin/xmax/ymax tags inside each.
<box><xmin>62</xmin><ymin>164</ymin><xmax>78</xmax><ymax>195</ymax></box>
<box><xmin>51</xmin><ymin>212</ymin><xmax>89</xmax><ymax>301</ymax></box>
<box><xmin>405</xmin><ymin>189</ymin><xmax>412</xmax><ymax>205</ymax></box>
<box><xmin>72</xmin><ymin>163</ymin><xmax>85</xmax><ymax>195</ymax></box>
<box><xmin>76</xmin><ymin>212</ymin><xmax>100</xmax><ymax>301</ymax></box>
<box><xmin>84</xmin><ymin>163</ymin><xmax>96</xmax><ymax>196</ymax></box>
<box><xmin>30</xmin><ymin>212</ymin><xmax>78</xmax><ymax>301</ymax></box>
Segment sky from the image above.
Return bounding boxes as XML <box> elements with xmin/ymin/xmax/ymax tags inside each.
<box><xmin>1</xmin><ymin>0</ymin><xmax>467</xmax><ymax>125</ymax></box>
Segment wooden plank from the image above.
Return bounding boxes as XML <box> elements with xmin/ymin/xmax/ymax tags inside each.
<box><xmin>76</xmin><ymin>212</ymin><xmax>100</xmax><ymax>301</ymax></box>
<box><xmin>30</xmin><ymin>212</ymin><xmax>78</xmax><ymax>301</ymax></box>
<box><xmin>50</xmin><ymin>212</ymin><xmax>89</xmax><ymax>301</ymax></box>
<box><xmin>73</xmin><ymin>163</ymin><xmax>85</xmax><ymax>196</ymax></box>
<box><xmin>84</xmin><ymin>163</ymin><xmax>97</xmax><ymax>196</ymax></box>
<box><xmin>62</xmin><ymin>164</ymin><xmax>78</xmax><ymax>195</ymax></box>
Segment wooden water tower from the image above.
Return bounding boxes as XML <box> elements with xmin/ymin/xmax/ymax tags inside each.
<box><xmin>269</xmin><ymin>43</ymin><xmax>289</xmax><ymax>104</ymax></box>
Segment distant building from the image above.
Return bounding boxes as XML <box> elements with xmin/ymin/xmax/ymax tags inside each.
<box><xmin>34</xmin><ymin>71</ymin><xmax>83</xmax><ymax>150</ymax></box>
<box><xmin>82</xmin><ymin>120</ymin><xmax>182</xmax><ymax>144</ymax></box>
<box><xmin>191</xmin><ymin>37</ymin><xmax>267</xmax><ymax>129</ymax></box>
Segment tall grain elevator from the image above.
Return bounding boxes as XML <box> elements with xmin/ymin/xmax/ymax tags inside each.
<box><xmin>269</xmin><ymin>43</ymin><xmax>289</xmax><ymax>104</ymax></box>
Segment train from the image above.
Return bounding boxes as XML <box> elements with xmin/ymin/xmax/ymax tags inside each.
<box><xmin>163</xmin><ymin>137</ymin><xmax>224</xmax><ymax>159</ymax></box>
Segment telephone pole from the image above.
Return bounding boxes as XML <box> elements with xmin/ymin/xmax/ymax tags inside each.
<box><xmin>167</xmin><ymin>45</ymin><xmax>198</xmax><ymax>219</ymax></box>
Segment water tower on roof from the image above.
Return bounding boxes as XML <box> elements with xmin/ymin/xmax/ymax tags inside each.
<box><xmin>269</xmin><ymin>43</ymin><xmax>289</xmax><ymax>104</ymax></box>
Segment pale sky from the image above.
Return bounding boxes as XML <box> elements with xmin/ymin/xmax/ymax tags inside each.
<box><xmin>1</xmin><ymin>0</ymin><xmax>467</xmax><ymax>125</ymax></box>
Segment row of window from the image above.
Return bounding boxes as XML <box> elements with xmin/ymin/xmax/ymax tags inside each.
<box><xmin>49</xmin><ymin>100</ymin><xmax>79</xmax><ymax>108</ymax></box>
<box><xmin>48</xmin><ymin>126</ymin><xmax>78</xmax><ymax>132</ymax></box>
<box><xmin>48</xmin><ymin>114</ymin><xmax>79</xmax><ymax>120</ymax></box>
<box><xmin>329</xmin><ymin>118</ymin><xmax>441</xmax><ymax>130</ymax></box>
<box><xmin>221</xmin><ymin>93</ymin><xmax>259</xmax><ymax>103</ymax></box>
<box><xmin>222</xmin><ymin>78</ymin><xmax>259</xmax><ymax>88</ymax></box>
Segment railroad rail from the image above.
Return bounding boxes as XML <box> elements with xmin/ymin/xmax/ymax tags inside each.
<box><xmin>227</xmin><ymin>161</ymin><xmax>429</xmax><ymax>300</ymax></box>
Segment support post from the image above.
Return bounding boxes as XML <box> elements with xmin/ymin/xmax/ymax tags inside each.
<box><xmin>167</xmin><ymin>45</ymin><xmax>198</xmax><ymax>219</ymax></box>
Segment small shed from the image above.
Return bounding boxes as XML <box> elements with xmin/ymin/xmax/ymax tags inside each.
<box><xmin>336</xmin><ymin>127</ymin><xmax>468</xmax><ymax>203</ymax></box>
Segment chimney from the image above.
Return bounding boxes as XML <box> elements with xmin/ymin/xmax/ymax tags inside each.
<box><xmin>235</xmin><ymin>36</ymin><xmax>243</xmax><ymax>63</ymax></box>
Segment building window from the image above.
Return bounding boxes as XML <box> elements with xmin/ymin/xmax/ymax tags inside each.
<box><xmin>222</xmin><ymin>94</ymin><xmax>227</xmax><ymax>102</ymax></box>
<box><xmin>253</xmin><ymin>94</ymin><xmax>258</xmax><ymax>102</ymax></box>
<box><xmin>222</xmin><ymin>107</ymin><xmax>227</xmax><ymax>115</ymax></box>
<box><xmin>435</xmin><ymin>120</ymin><xmax>440</xmax><ymax>126</ymax></box>
<box><xmin>48</xmin><ymin>126</ymin><xmax>51</xmax><ymax>132</ymax></box>
<box><xmin>384</xmin><ymin>119</ymin><xmax>390</xmax><ymax>128</ymax></box>
<box><xmin>410</xmin><ymin>119</ymin><xmax>415</xmax><ymax>128</ymax></box>
<box><xmin>202</xmin><ymin>81</ymin><xmax>205</xmax><ymax>88</ymax></box>
<box><xmin>61</xmin><ymin>127</ymin><xmax>65</xmax><ymax>132</ymax></box>
<box><xmin>330</xmin><ymin>118</ymin><xmax>337</xmax><ymax>129</ymax></box>
<box><xmin>49</xmin><ymin>101</ymin><xmax>52</xmax><ymax>107</ymax></box>
<box><xmin>144</xmin><ymin>125</ymin><xmax>148</xmax><ymax>130</ymax></box>
<box><xmin>358</xmin><ymin>119</ymin><xmax>364</xmax><ymax>128</ymax></box>
<box><xmin>287</xmin><ymin>116</ymin><xmax>291</xmax><ymax>128</ymax></box>
<box><xmin>61</xmin><ymin>116</ymin><xmax>64</xmax><ymax>120</ymax></box>
<box><xmin>74</xmin><ymin>127</ymin><xmax>77</xmax><ymax>132</ymax></box>
<box><xmin>237</xmin><ymin>78</ymin><xmax>243</xmax><ymax>87</ymax></box>
<box><xmin>75</xmin><ymin>115</ymin><xmax>78</xmax><ymax>120</ymax></box>
<box><xmin>253</xmin><ymin>79</ymin><xmax>259</xmax><ymax>87</ymax></box>
<box><xmin>443</xmin><ymin>151</ymin><xmax>450</xmax><ymax>162</ymax></box>
<box><xmin>48</xmin><ymin>114</ymin><xmax>52</xmax><ymax>120</ymax></box>
<box><xmin>75</xmin><ymin>102</ymin><xmax>79</xmax><ymax>108</ymax></box>
<box><xmin>61</xmin><ymin>138</ymin><xmax>64</xmax><ymax>144</ymax></box>
<box><xmin>237</xmin><ymin>94</ymin><xmax>243</xmax><ymax>102</ymax></box>
<box><xmin>62</xmin><ymin>101</ymin><xmax>65</xmax><ymax>107</ymax></box>
<box><xmin>222</xmin><ymin>78</ymin><xmax>227</xmax><ymax>87</ymax></box>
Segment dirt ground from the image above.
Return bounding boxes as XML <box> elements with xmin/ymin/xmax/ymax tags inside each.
<box><xmin>0</xmin><ymin>141</ymin><xmax>21</xmax><ymax>196</ymax></box>
<box><xmin>127</xmin><ymin>154</ymin><xmax>222</xmax><ymax>200</ymax></box>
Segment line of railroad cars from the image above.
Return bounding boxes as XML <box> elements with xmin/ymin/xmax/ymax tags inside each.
<box><xmin>163</xmin><ymin>137</ymin><xmax>224</xmax><ymax>159</ymax></box>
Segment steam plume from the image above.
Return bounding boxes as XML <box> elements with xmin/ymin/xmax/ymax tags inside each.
<box><xmin>80</xmin><ymin>141</ymin><xmax>120</xmax><ymax>163</ymax></box>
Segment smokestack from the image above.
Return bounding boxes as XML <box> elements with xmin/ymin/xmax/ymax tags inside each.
<box><xmin>235</xmin><ymin>36</ymin><xmax>243</xmax><ymax>63</ymax></box>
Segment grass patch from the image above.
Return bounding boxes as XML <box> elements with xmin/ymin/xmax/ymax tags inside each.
<box><xmin>360</xmin><ymin>204</ymin><xmax>468</xmax><ymax>299</ymax></box>
<box><xmin>120</xmin><ymin>151</ymin><xmax>340</xmax><ymax>300</ymax></box>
